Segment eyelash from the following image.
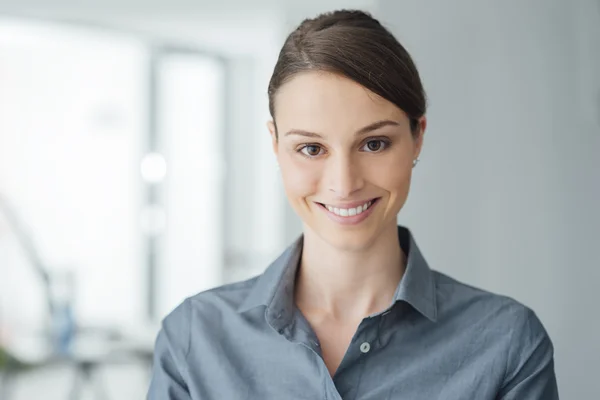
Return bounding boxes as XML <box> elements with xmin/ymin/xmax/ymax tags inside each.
<box><xmin>297</xmin><ymin>138</ymin><xmax>391</xmax><ymax>159</ymax></box>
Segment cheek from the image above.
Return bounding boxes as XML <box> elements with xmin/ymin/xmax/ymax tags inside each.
<box><xmin>279</xmin><ymin>154</ymin><xmax>321</xmax><ymax>200</ymax></box>
<box><xmin>376</xmin><ymin>152</ymin><xmax>412</xmax><ymax>180</ymax></box>
<box><xmin>368</xmin><ymin>153</ymin><xmax>413</xmax><ymax>193</ymax></box>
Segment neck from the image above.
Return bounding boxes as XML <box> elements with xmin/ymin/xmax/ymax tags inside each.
<box><xmin>295</xmin><ymin>223</ymin><xmax>405</xmax><ymax>322</ymax></box>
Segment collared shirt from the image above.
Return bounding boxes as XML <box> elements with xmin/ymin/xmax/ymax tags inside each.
<box><xmin>148</xmin><ymin>226</ymin><xmax>559</xmax><ymax>399</ymax></box>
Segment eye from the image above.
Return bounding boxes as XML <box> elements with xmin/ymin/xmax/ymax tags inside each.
<box><xmin>299</xmin><ymin>144</ymin><xmax>324</xmax><ymax>157</ymax></box>
<box><xmin>362</xmin><ymin>139</ymin><xmax>389</xmax><ymax>153</ymax></box>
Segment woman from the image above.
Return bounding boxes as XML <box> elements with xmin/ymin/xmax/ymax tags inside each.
<box><xmin>149</xmin><ymin>10</ymin><xmax>558</xmax><ymax>400</ymax></box>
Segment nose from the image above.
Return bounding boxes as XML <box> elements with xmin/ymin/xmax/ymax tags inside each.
<box><xmin>325</xmin><ymin>153</ymin><xmax>365</xmax><ymax>198</ymax></box>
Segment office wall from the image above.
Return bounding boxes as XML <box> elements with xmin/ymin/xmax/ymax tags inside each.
<box><xmin>375</xmin><ymin>1</ymin><xmax>600</xmax><ymax>398</ymax></box>
<box><xmin>0</xmin><ymin>21</ymin><xmax>148</xmax><ymax>327</ymax></box>
<box><xmin>89</xmin><ymin>9</ymin><xmax>292</xmax><ymax>302</ymax></box>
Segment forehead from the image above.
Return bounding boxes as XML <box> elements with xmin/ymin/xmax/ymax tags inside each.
<box><xmin>273</xmin><ymin>71</ymin><xmax>408</xmax><ymax>134</ymax></box>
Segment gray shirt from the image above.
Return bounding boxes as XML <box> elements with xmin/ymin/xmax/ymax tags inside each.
<box><xmin>148</xmin><ymin>226</ymin><xmax>558</xmax><ymax>399</ymax></box>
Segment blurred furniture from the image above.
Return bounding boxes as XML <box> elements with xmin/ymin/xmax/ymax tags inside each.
<box><xmin>0</xmin><ymin>194</ymin><xmax>157</xmax><ymax>400</ymax></box>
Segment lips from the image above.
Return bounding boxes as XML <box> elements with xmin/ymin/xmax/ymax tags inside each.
<box><xmin>315</xmin><ymin>197</ymin><xmax>381</xmax><ymax>225</ymax></box>
<box><xmin>318</xmin><ymin>199</ymin><xmax>376</xmax><ymax>217</ymax></box>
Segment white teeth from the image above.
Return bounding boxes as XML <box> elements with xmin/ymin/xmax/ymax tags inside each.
<box><xmin>323</xmin><ymin>200</ymin><xmax>375</xmax><ymax>218</ymax></box>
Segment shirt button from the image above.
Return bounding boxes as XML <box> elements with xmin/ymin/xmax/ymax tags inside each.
<box><xmin>360</xmin><ymin>342</ymin><xmax>371</xmax><ymax>354</ymax></box>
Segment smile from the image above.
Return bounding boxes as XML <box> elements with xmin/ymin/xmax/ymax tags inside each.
<box><xmin>323</xmin><ymin>200</ymin><xmax>374</xmax><ymax>216</ymax></box>
<box><xmin>315</xmin><ymin>198</ymin><xmax>380</xmax><ymax>225</ymax></box>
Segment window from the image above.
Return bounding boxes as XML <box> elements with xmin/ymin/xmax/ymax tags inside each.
<box><xmin>0</xmin><ymin>19</ymin><xmax>227</xmax><ymax>336</ymax></box>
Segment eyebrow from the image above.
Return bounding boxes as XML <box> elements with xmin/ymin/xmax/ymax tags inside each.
<box><xmin>283</xmin><ymin>119</ymin><xmax>400</xmax><ymax>139</ymax></box>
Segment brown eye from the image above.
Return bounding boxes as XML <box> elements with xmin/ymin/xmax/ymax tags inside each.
<box><xmin>300</xmin><ymin>145</ymin><xmax>323</xmax><ymax>157</ymax></box>
<box><xmin>363</xmin><ymin>140</ymin><xmax>387</xmax><ymax>152</ymax></box>
<box><xmin>367</xmin><ymin>141</ymin><xmax>381</xmax><ymax>151</ymax></box>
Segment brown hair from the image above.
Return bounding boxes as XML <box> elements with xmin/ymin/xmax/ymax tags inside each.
<box><xmin>268</xmin><ymin>9</ymin><xmax>427</xmax><ymax>138</ymax></box>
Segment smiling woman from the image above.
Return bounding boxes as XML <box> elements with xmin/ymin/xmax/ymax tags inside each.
<box><xmin>267</xmin><ymin>70</ymin><xmax>421</xmax><ymax>252</ymax></box>
<box><xmin>148</xmin><ymin>10</ymin><xmax>559</xmax><ymax>400</ymax></box>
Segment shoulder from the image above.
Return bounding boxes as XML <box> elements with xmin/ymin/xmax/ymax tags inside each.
<box><xmin>157</xmin><ymin>275</ymin><xmax>260</xmax><ymax>357</ymax></box>
<box><xmin>433</xmin><ymin>270</ymin><xmax>544</xmax><ymax>328</ymax></box>
<box><xmin>163</xmin><ymin>275</ymin><xmax>260</xmax><ymax>328</ymax></box>
<box><xmin>188</xmin><ymin>276</ymin><xmax>259</xmax><ymax>311</ymax></box>
<box><xmin>432</xmin><ymin>270</ymin><xmax>553</xmax><ymax>371</ymax></box>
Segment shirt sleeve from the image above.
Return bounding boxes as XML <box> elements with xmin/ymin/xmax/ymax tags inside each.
<box><xmin>147</xmin><ymin>300</ymin><xmax>192</xmax><ymax>400</ymax></box>
<box><xmin>497</xmin><ymin>306</ymin><xmax>559</xmax><ymax>400</ymax></box>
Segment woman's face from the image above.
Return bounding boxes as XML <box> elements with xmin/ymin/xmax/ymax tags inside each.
<box><xmin>269</xmin><ymin>71</ymin><xmax>425</xmax><ymax>251</ymax></box>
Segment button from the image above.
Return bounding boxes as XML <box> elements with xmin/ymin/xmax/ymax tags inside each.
<box><xmin>360</xmin><ymin>342</ymin><xmax>371</xmax><ymax>354</ymax></box>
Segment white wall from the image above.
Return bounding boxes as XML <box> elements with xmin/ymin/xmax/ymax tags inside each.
<box><xmin>156</xmin><ymin>54</ymin><xmax>226</xmax><ymax>316</ymax></box>
<box><xmin>375</xmin><ymin>1</ymin><xmax>600</xmax><ymax>398</ymax></box>
<box><xmin>114</xmin><ymin>10</ymin><xmax>291</xmax><ymax>281</ymax></box>
<box><xmin>0</xmin><ymin>20</ymin><xmax>148</xmax><ymax>328</ymax></box>
<box><xmin>0</xmin><ymin>6</ymin><xmax>293</xmax><ymax>312</ymax></box>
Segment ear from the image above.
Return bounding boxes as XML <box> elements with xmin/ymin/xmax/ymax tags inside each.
<box><xmin>413</xmin><ymin>115</ymin><xmax>427</xmax><ymax>160</ymax></box>
<box><xmin>267</xmin><ymin>120</ymin><xmax>278</xmax><ymax>157</ymax></box>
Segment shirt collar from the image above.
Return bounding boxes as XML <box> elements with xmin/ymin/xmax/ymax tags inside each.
<box><xmin>238</xmin><ymin>225</ymin><xmax>437</xmax><ymax>328</ymax></box>
<box><xmin>393</xmin><ymin>226</ymin><xmax>438</xmax><ymax>321</ymax></box>
<box><xmin>237</xmin><ymin>235</ymin><xmax>303</xmax><ymax>330</ymax></box>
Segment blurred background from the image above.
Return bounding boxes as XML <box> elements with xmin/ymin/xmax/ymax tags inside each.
<box><xmin>0</xmin><ymin>0</ymin><xmax>598</xmax><ymax>399</ymax></box>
